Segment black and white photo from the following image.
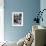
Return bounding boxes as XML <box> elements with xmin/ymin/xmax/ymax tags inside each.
<box><xmin>12</xmin><ymin>12</ymin><xmax>23</xmax><ymax>26</ymax></box>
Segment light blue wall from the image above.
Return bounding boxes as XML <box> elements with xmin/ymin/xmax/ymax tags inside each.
<box><xmin>40</xmin><ymin>0</ymin><xmax>46</xmax><ymax>27</ymax></box>
<box><xmin>4</xmin><ymin>0</ymin><xmax>40</xmax><ymax>42</ymax></box>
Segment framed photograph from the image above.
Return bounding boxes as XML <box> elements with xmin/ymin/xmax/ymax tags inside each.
<box><xmin>12</xmin><ymin>12</ymin><xmax>23</xmax><ymax>26</ymax></box>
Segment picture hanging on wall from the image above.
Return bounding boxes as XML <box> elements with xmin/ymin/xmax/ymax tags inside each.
<box><xmin>12</xmin><ymin>12</ymin><xmax>23</xmax><ymax>26</ymax></box>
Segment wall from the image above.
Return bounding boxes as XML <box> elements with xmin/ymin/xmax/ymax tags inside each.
<box><xmin>4</xmin><ymin>0</ymin><xmax>40</xmax><ymax>42</ymax></box>
<box><xmin>0</xmin><ymin>0</ymin><xmax>4</xmax><ymax>42</ymax></box>
<box><xmin>40</xmin><ymin>0</ymin><xmax>46</xmax><ymax>27</ymax></box>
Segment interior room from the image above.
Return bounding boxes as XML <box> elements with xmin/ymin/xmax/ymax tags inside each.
<box><xmin>0</xmin><ymin>0</ymin><xmax>46</xmax><ymax>46</ymax></box>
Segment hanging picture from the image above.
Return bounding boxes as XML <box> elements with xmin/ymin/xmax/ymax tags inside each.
<box><xmin>12</xmin><ymin>12</ymin><xmax>23</xmax><ymax>26</ymax></box>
